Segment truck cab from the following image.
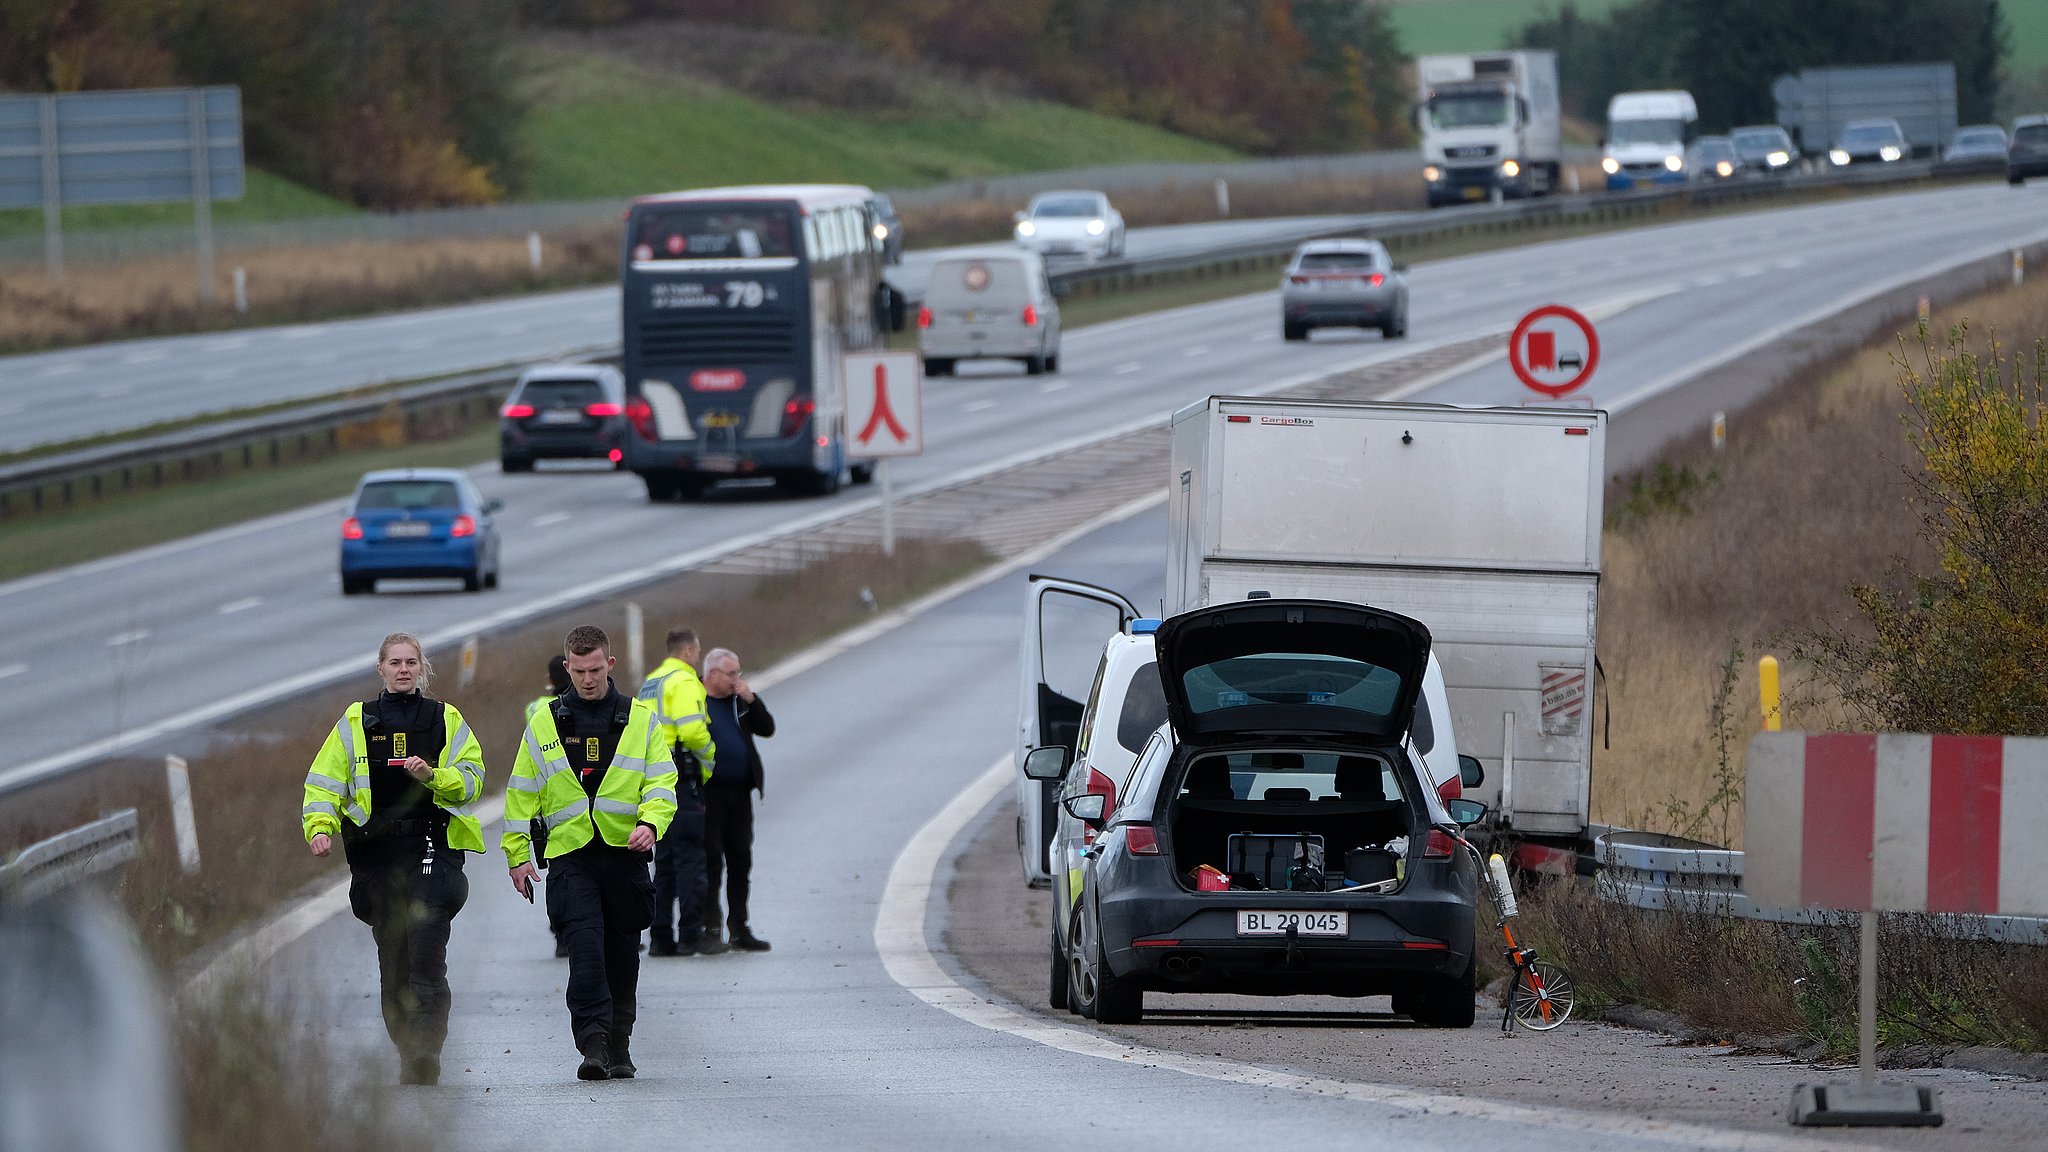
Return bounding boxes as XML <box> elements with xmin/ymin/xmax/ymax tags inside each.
<box><xmin>1603</xmin><ymin>90</ymin><xmax>1698</xmax><ymax>190</ymax></box>
<box><xmin>1416</xmin><ymin>51</ymin><xmax>1562</xmax><ymax>207</ymax></box>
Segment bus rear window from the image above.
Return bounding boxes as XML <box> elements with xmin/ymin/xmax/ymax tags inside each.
<box><xmin>632</xmin><ymin>207</ymin><xmax>797</xmax><ymax>261</ymax></box>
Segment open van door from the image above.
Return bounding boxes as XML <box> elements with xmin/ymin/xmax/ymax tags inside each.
<box><xmin>1016</xmin><ymin>575</ymin><xmax>1138</xmax><ymax>884</ymax></box>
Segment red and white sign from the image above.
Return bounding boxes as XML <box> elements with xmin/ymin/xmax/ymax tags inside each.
<box><xmin>843</xmin><ymin>351</ymin><xmax>922</xmax><ymax>458</ymax></box>
<box><xmin>1508</xmin><ymin>305</ymin><xmax>1600</xmax><ymax>398</ymax></box>
<box><xmin>690</xmin><ymin>369</ymin><xmax>745</xmax><ymax>392</ymax></box>
<box><xmin>1746</xmin><ymin>732</ymin><xmax>2048</xmax><ymax>916</ymax></box>
<box><xmin>1539</xmin><ymin>662</ymin><xmax>1587</xmax><ymax>736</ymax></box>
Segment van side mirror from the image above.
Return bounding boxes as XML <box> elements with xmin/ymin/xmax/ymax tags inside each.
<box><xmin>1517</xmin><ymin>96</ymin><xmax>1530</xmax><ymax>125</ymax></box>
<box><xmin>1063</xmin><ymin>793</ymin><xmax>1106</xmax><ymax>826</ymax></box>
<box><xmin>1023</xmin><ymin>746</ymin><xmax>1070</xmax><ymax>781</ymax></box>
<box><xmin>483</xmin><ymin>499</ymin><xmax>504</xmax><ymax>515</ymax></box>
<box><xmin>1458</xmin><ymin>754</ymin><xmax>1485</xmax><ymax>788</ymax></box>
<box><xmin>1447</xmin><ymin>798</ymin><xmax>1489</xmax><ymax>827</ymax></box>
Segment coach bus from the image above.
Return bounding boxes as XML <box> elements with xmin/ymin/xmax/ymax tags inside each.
<box><xmin>619</xmin><ymin>184</ymin><xmax>891</xmax><ymax>501</ymax></box>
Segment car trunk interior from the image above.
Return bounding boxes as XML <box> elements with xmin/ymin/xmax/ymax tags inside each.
<box><xmin>1166</xmin><ymin>747</ymin><xmax>1417</xmax><ymax>893</ymax></box>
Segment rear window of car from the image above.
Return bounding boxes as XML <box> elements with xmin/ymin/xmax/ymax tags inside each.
<box><xmin>1955</xmin><ymin>129</ymin><xmax>2005</xmax><ymax>147</ymax></box>
<box><xmin>1116</xmin><ymin>662</ymin><xmax>1169</xmax><ymax>753</ymax></box>
<box><xmin>356</xmin><ymin>480</ymin><xmax>460</xmax><ymax>510</ymax></box>
<box><xmin>1731</xmin><ymin>129</ymin><xmax>1785</xmax><ymax>151</ymax></box>
<box><xmin>1298</xmin><ymin>251</ymin><xmax>1375</xmax><ymax>271</ymax></box>
<box><xmin>1179</xmin><ymin>653</ymin><xmax>1404</xmax><ymax>722</ymax></box>
<box><xmin>1032</xmin><ymin>196</ymin><xmax>1101</xmax><ymax>218</ymax></box>
<box><xmin>931</xmin><ymin>258</ymin><xmax>1028</xmax><ymax>298</ymax></box>
<box><xmin>629</xmin><ymin>205</ymin><xmax>797</xmax><ymax>260</ymax></box>
<box><xmin>1176</xmin><ymin>749</ymin><xmax>1404</xmax><ymax>804</ymax></box>
<box><xmin>2016</xmin><ymin>125</ymin><xmax>2048</xmax><ymax>146</ymax></box>
<box><xmin>518</xmin><ymin>378</ymin><xmax>602</xmax><ymax>407</ymax></box>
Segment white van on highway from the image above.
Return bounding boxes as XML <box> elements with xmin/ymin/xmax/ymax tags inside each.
<box><xmin>918</xmin><ymin>248</ymin><xmax>1062</xmax><ymax>377</ymax></box>
<box><xmin>1603</xmin><ymin>90</ymin><xmax>1698</xmax><ymax>189</ymax></box>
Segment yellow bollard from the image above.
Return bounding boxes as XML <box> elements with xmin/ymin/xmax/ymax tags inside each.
<box><xmin>1759</xmin><ymin>655</ymin><xmax>1782</xmax><ymax>731</ymax></box>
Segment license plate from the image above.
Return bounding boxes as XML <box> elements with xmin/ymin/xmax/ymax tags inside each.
<box><xmin>1237</xmin><ymin>910</ymin><xmax>1348</xmax><ymax>937</ymax></box>
<box><xmin>696</xmin><ymin>456</ymin><xmax>738</xmax><ymax>473</ymax></box>
<box><xmin>538</xmin><ymin>409</ymin><xmax>582</xmax><ymax>425</ymax></box>
<box><xmin>384</xmin><ymin>521</ymin><xmax>430</xmax><ymax>538</ymax></box>
<box><xmin>1634</xmin><ymin>179</ymin><xmax>1652</xmax><ymax>189</ymax></box>
<box><xmin>1462</xmin><ymin>187</ymin><xmax>1484</xmax><ymax>200</ymax></box>
<box><xmin>703</xmin><ymin>413</ymin><xmax>742</xmax><ymax>429</ymax></box>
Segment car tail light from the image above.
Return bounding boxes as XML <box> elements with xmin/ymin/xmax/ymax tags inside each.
<box><xmin>341</xmin><ymin>517</ymin><xmax>364</xmax><ymax>540</ymax></box>
<box><xmin>1424</xmin><ymin>829</ymin><xmax>1458</xmax><ymax>858</ymax></box>
<box><xmin>1401</xmin><ymin>939</ymin><xmax>1451</xmax><ymax>951</ymax></box>
<box><xmin>1437</xmin><ymin>775</ymin><xmax>1461</xmax><ymax>804</ymax></box>
<box><xmin>1289</xmin><ymin>275</ymin><xmax>1309</xmax><ymax>284</ymax></box>
<box><xmin>781</xmin><ymin>396</ymin><xmax>816</xmax><ymax>438</ymax></box>
<box><xmin>501</xmin><ymin>403</ymin><xmax>535</xmax><ymax>419</ymax></box>
<box><xmin>585</xmin><ymin>402</ymin><xmax>623</xmax><ymax>417</ymax></box>
<box><xmin>450</xmin><ymin>514</ymin><xmax>476</xmax><ymax>538</ymax></box>
<box><xmin>1022</xmin><ymin>304</ymin><xmax>1038</xmax><ymax>327</ymax></box>
<box><xmin>1369</xmin><ymin>273</ymin><xmax>1385</xmax><ymax>288</ymax></box>
<box><xmin>1125</xmin><ymin>824</ymin><xmax>1161</xmax><ymax>856</ymax></box>
<box><xmin>917</xmin><ymin>306</ymin><xmax>933</xmax><ymax>329</ymax></box>
<box><xmin>626</xmin><ymin>396</ymin><xmax>657</xmax><ymax>440</ymax></box>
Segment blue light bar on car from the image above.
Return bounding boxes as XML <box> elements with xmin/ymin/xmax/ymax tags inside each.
<box><xmin>1129</xmin><ymin>618</ymin><xmax>1162</xmax><ymax>635</ymax></box>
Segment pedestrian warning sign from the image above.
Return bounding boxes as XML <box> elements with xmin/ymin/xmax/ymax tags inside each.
<box><xmin>844</xmin><ymin>352</ymin><xmax>923</xmax><ymax>458</ymax></box>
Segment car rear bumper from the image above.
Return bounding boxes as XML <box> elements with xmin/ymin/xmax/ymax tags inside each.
<box><xmin>1284</xmin><ymin>298</ymin><xmax>1397</xmax><ymax>325</ymax></box>
<box><xmin>501</xmin><ymin>427</ymin><xmax>621</xmax><ymax>459</ymax></box>
<box><xmin>2010</xmin><ymin>157</ymin><xmax>2048</xmax><ymax>179</ymax></box>
<box><xmin>920</xmin><ymin>332</ymin><xmax>1043</xmax><ymax>359</ymax></box>
<box><xmin>341</xmin><ymin>540</ymin><xmax>481</xmax><ymax>577</ymax></box>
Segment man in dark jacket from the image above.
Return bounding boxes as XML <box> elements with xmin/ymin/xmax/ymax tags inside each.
<box><xmin>699</xmin><ymin>647</ymin><xmax>774</xmax><ymax>953</ymax></box>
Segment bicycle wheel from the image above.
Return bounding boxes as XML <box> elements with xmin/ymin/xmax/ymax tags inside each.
<box><xmin>1510</xmin><ymin>961</ymin><xmax>1576</xmax><ymax>1031</ymax></box>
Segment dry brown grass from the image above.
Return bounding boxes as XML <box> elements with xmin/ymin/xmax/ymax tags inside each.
<box><xmin>0</xmin><ymin>227</ymin><xmax>619</xmax><ymax>355</ymax></box>
<box><xmin>1593</xmin><ymin>276</ymin><xmax>2048</xmax><ymax>840</ymax></box>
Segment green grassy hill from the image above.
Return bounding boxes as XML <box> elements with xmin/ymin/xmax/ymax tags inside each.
<box><xmin>517</xmin><ymin>42</ymin><xmax>1238</xmax><ymax>201</ymax></box>
<box><xmin>1386</xmin><ymin>0</ymin><xmax>1626</xmax><ymax>55</ymax></box>
<box><xmin>0</xmin><ymin>168</ymin><xmax>355</xmax><ymax>240</ymax></box>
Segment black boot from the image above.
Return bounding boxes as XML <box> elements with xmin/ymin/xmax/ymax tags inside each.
<box><xmin>400</xmin><ymin>1053</ymin><xmax>440</xmax><ymax>1086</ymax></box>
<box><xmin>607</xmin><ymin>1033</ymin><xmax>636</xmax><ymax>1079</ymax></box>
<box><xmin>577</xmin><ymin>1034</ymin><xmax>612</xmax><ymax>1081</ymax></box>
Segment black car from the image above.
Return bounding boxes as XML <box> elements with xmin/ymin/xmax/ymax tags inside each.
<box><xmin>870</xmin><ymin>193</ymin><xmax>904</xmax><ymax>265</ymax></box>
<box><xmin>2010</xmin><ymin>115</ymin><xmax>2048</xmax><ymax>185</ymax></box>
<box><xmin>1829</xmin><ymin>118</ymin><xmax>1908</xmax><ymax>167</ymax></box>
<box><xmin>1030</xmin><ymin>598</ymin><xmax>1482</xmax><ymax>1027</ymax></box>
<box><xmin>499</xmin><ymin>364</ymin><xmax>627</xmax><ymax>472</ymax></box>
<box><xmin>1686</xmin><ymin>134</ymin><xmax>1743</xmax><ymax>181</ymax></box>
<box><xmin>1728</xmin><ymin>124</ymin><xmax>1797</xmax><ymax>177</ymax></box>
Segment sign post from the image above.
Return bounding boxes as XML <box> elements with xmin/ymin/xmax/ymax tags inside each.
<box><xmin>1509</xmin><ymin>304</ymin><xmax>1600</xmax><ymax>401</ymax></box>
<box><xmin>843</xmin><ymin>351</ymin><xmax>924</xmax><ymax>556</ymax></box>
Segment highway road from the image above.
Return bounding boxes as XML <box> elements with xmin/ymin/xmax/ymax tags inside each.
<box><xmin>0</xmin><ymin>213</ymin><xmax>1382</xmax><ymax>454</ymax></box>
<box><xmin>5</xmin><ymin>182</ymin><xmax>2047</xmax><ymax>791</ymax></box>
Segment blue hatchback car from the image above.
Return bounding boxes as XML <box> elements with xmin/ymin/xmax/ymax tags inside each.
<box><xmin>340</xmin><ymin>468</ymin><xmax>503</xmax><ymax>595</ymax></box>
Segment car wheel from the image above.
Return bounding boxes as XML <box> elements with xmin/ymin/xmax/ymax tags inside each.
<box><xmin>1024</xmin><ymin>352</ymin><xmax>1047</xmax><ymax>376</ymax></box>
<box><xmin>923</xmin><ymin>358</ymin><xmax>954</xmax><ymax>377</ymax></box>
<box><xmin>1048</xmin><ymin>926</ymin><xmax>1071</xmax><ymax>1011</ymax></box>
<box><xmin>462</xmin><ymin>568</ymin><xmax>482</xmax><ymax>593</ymax></box>
<box><xmin>341</xmin><ymin>575</ymin><xmax>369</xmax><ymax>596</ymax></box>
<box><xmin>500</xmin><ymin>455</ymin><xmax>533</xmax><ymax>474</ymax></box>
<box><xmin>1091</xmin><ymin>918</ymin><xmax>1143</xmax><ymax>1024</ymax></box>
<box><xmin>2012</xmin><ymin>175</ymin><xmax>2026</xmax><ymax>186</ymax></box>
<box><xmin>790</xmin><ymin>468</ymin><xmax>841</xmax><ymax>497</ymax></box>
<box><xmin>1415</xmin><ymin>958</ymin><xmax>1476</xmax><ymax>1028</ymax></box>
<box><xmin>644</xmin><ymin>474</ymin><xmax>680</xmax><ymax>503</ymax></box>
<box><xmin>1283</xmin><ymin>322</ymin><xmax>1308</xmax><ymax>342</ymax></box>
<box><xmin>1045</xmin><ymin>351</ymin><xmax>1060</xmax><ymax>374</ymax></box>
<box><xmin>484</xmin><ymin>567</ymin><xmax>500</xmax><ymax>590</ymax></box>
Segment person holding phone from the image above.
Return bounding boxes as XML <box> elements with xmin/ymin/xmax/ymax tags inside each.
<box><xmin>301</xmin><ymin>632</ymin><xmax>486</xmax><ymax>1086</ymax></box>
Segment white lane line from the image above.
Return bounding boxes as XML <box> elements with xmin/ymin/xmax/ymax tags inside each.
<box><xmin>877</xmin><ymin>758</ymin><xmax>1850</xmax><ymax>1152</ymax></box>
<box><xmin>106</xmin><ymin>629</ymin><xmax>151</xmax><ymax>648</ymax></box>
<box><xmin>217</xmin><ymin>597</ymin><xmax>262</xmax><ymax>615</ymax></box>
<box><xmin>93</xmin><ymin>384</ymin><xmax>133</xmax><ymax>399</ymax></box>
<box><xmin>38</xmin><ymin>363</ymin><xmax>81</xmax><ymax>377</ymax></box>
<box><xmin>494</xmin><ymin>323</ymin><xmax>530</xmax><ymax>337</ymax></box>
<box><xmin>0</xmin><ymin>663</ymin><xmax>24</xmax><ymax>681</ymax></box>
<box><xmin>280</xmin><ymin>326</ymin><xmax>328</xmax><ymax>340</ymax></box>
<box><xmin>400</xmin><ymin>337</ymin><xmax>434</xmax><ymax>351</ymax></box>
<box><xmin>301</xmin><ymin>353</ymin><xmax>337</xmax><ymax>367</ymax></box>
<box><xmin>1693</xmin><ymin>275</ymin><xmax>1725</xmax><ymax>288</ymax></box>
<box><xmin>1114</xmin><ymin>362</ymin><xmax>1142</xmax><ymax>374</ymax></box>
<box><xmin>964</xmin><ymin>399</ymin><xmax>998</xmax><ymax>413</ymax></box>
<box><xmin>1773</xmin><ymin>257</ymin><xmax>1805</xmax><ymax>271</ymax></box>
<box><xmin>1039</xmin><ymin>381</ymin><xmax>1070</xmax><ymax>394</ymax></box>
<box><xmin>1184</xmin><ymin>345</ymin><xmax>1211</xmax><ymax>357</ymax></box>
<box><xmin>121</xmin><ymin>350</ymin><xmax>168</xmax><ymax>365</ymax></box>
<box><xmin>531</xmin><ymin>511</ymin><xmax>570</xmax><ymax>527</ymax></box>
<box><xmin>1735</xmin><ymin>265</ymin><xmax>1766</xmax><ymax>278</ymax></box>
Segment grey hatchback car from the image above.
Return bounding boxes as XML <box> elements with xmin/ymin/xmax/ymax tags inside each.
<box><xmin>1281</xmin><ymin>240</ymin><xmax>1408</xmax><ymax>341</ymax></box>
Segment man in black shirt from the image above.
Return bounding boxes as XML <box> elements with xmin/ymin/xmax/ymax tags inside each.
<box><xmin>700</xmin><ymin>647</ymin><xmax>775</xmax><ymax>953</ymax></box>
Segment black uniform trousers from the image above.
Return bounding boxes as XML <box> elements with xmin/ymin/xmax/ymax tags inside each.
<box><xmin>345</xmin><ymin>833</ymin><xmax>468</xmax><ymax>1062</ymax></box>
<box><xmin>703</xmin><ymin>783</ymin><xmax>755</xmax><ymax>934</ymax></box>
<box><xmin>546</xmin><ymin>841</ymin><xmax>655</xmax><ymax>1049</ymax></box>
<box><xmin>651</xmin><ymin>773</ymin><xmax>706</xmax><ymax>946</ymax></box>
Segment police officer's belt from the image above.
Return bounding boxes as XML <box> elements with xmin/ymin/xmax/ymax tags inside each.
<box><xmin>344</xmin><ymin>811</ymin><xmax>450</xmax><ymax>841</ymax></box>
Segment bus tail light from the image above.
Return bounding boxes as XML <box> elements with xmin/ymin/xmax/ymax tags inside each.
<box><xmin>501</xmin><ymin>403</ymin><xmax>535</xmax><ymax>419</ymax></box>
<box><xmin>782</xmin><ymin>396</ymin><xmax>816</xmax><ymax>438</ymax></box>
<box><xmin>341</xmin><ymin>517</ymin><xmax>364</xmax><ymax>540</ymax></box>
<box><xmin>917</xmin><ymin>306</ymin><xmax>933</xmax><ymax>329</ymax></box>
<box><xmin>626</xmin><ymin>397</ymin><xmax>657</xmax><ymax>440</ymax></box>
<box><xmin>585</xmin><ymin>402</ymin><xmax>624</xmax><ymax>417</ymax></box>
<box><xmin>450</xmin><ymin>514</ymin><xmax>477</xmax><ymax>538</ymax></box>
<box><xmin>1022</xmin><ymin>304</ymin><xmax>1038</xmax><ymax>327</ymax></box>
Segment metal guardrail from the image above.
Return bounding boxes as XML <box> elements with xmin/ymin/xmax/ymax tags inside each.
<box><xmin>1594</xmin><ymin>830</ymin><xmax>2048</xmax><ymax>945</ymax></box>
<box><xmin>0</xmin><ymin>157</ymin><xmax>1974</xmax><ymax>520</ymax></box>
<box><xmin>0</xmin><ymin>809</ymin><xmax>141</xmax><ymax>904</ymax></box>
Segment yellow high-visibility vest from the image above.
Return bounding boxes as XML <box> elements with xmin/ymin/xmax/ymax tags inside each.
<box><xmin>301</xmin><ymin>700</ymin><xmax>487</xmax><ymax>852</ymax></box>
<box><xmin>500</xmin><ymin>696</ymin><xmax>677</xmax><ymax>868</ymax></box>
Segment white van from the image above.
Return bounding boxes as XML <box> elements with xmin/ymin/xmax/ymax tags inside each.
<box><xmin>1603</xmin><ymin>90</ymin><xmax>1698</xmax><ymax>189</ymax></box>
<box><xmin>919</xmin><ymin>247</ymin><xmax>1062</xmax><ymax>377</ymax></box>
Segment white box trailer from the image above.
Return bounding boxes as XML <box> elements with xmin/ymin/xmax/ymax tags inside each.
<box><xmin>1167</xmin><ymin>396</ymin><xmax>1604</xmax><ymax>841</ymax></box>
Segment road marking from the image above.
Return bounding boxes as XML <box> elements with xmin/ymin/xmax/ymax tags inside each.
<box><xmin>93</xmin><ymin>384</ymin><xmax>133</xmax><ymax>399</ymax></box>
<box><xmin>106</xmin><ymin>629</ymin><xmax>151</xmax><ymax>648</ymax></box>
<box><xmin>876</xmin><ymin>755</ymin><xmax>1852</xmax><ymax>1152</ymax></box>
<box><xmin>38</xmin><ymin>363</ymin><xmax>81</xmax><ymax>377</ymax></box>
<box><xmin>281</xmin><ymin>326</ymin><xmax>328</xmax><ymax>340</ymax></box>
<box><xmin>0</xmin><ymin>663</ymin><xmax>23</xmax><ymax>681</ymax></box>
<box><xmin>121</xmin><ymin>350</ymin><xmax>167</xmax><ymax>365</ymax></box>
<box><xmin>400</xmin><ymin>337</ymin><xmax>434</xmax><ymax>351</ymax></box>
<box><xmin>531</xmin><ymin>511</ymin><xmax>570</xmax><ymax>527</ymax></box>
<box><xmin>1735</xmin><ymin>265</ymin><xmax>1766</xmax><ymax>278</ymax></box>
<box><xmin>1773</xmin><ymin>257</ymin><xmax>1805</xmax><ymax>270</ymax></box>
<box><xmin>1693</xmin><ymin>275</ymin><xmax>1725</xmax><ymax>288</ymax></box>
<box><xmin>495</xmin><ymin>323</ymin><xmax>530</xmax><ymax>337</ymax></box>
<box><xmin>1184</xmin><ymin>345</ymin><xmax>1211</xmax><ymax>357</ymax></box>
<box><xmin>1039</xmin><ymin>381</ymin><xmax>1069</xmax><ymax>394</ymax></box>
<box><xmin>964</xmin><ymin>399</ymin><xmax>998</xmax><ymax>413</ymax></box>
<box><xmin>217</xmin><ymin>597</ymin><xmax>262</xmax><ymax>615</ymax></box>
<box><xmin>1115</xmin><ymin>362</ymin><xmax>1142</xmax><ymax>374</ymax></box>
<box><xmin>301</xmin><ymin>353</ymin><xmax>337</xmax><ymax>367</ymax></box>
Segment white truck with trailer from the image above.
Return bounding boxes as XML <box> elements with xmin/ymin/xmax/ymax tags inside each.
<box><xmin>1415</xmin><ymin>50</ymin><xmax>1563</xmax><ymax>207</ymax></box>
<box><xmin>1165</xmin><ymin>396</ymin><xmax>1605</xmax><ymax>870</ymax></box>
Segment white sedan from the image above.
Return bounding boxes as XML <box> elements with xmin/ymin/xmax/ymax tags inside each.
<box><xmin>1013</xmin><ymin>190</ymin><xmax>1126</xmax><ymax>260</ymax></box>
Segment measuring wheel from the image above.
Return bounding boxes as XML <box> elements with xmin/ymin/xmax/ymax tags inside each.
<box><xmin>1510</xmin><ymin>960</ymin><xmax>1576</xmax><ymax>1031</ymax></box>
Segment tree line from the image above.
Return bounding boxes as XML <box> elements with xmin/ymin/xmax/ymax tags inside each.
<box><xmin>1515</xmin><ymin>0</ymin><xmax>2011</xmax><ymax>132</ymax></box>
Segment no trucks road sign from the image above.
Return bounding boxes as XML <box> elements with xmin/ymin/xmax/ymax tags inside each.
<box><xmin>1509</xmin><ymin>305</ymin><xmax>1600</xmax><ymax>398</ymax></box>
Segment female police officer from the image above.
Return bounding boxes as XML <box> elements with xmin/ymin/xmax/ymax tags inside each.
<box><xmin>302</xmin><ymin>632</ymin><xmax>486</xmax><ymax>1085</ymax></box>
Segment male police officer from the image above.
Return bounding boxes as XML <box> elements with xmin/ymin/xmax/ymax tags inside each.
<box><xmin>640</xmin><ymin>628</ymin><xmax>714</xmax><ymax>955</ymax></box>
<box><xmin>504</xmin><ymin>625</ymin><xmax>678</xmax><ymax>1081</ymax></box>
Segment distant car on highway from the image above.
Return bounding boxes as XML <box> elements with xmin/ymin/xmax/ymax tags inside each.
<box><xmin>499</xmin><ymin>364</ymin><xmax>626</xmax><ymax>473</ymax></box>
<box><xmin>2009</xmin><ymin>114</ymin><xmax>2048</xmax><ymax>185</ymax></box>
<box><xmin>1830</xmin><ymin>118</ymin><xmax>1908</xmax><ymax>167</ymax></box>
<box><xmin>1280</xmin><ymin>239</ymin><xmax>1408</xmax><ymax>342</ymax></box>
<box><xmin>1936</xmin><ymin>125</ymin><xmax>2009</xmax><ymax>177</ymax></box>
<box><xmin>1685</xmin><ymin>135</ymin><xmax>1743</xmax><ymax>181</ymax></box>
<box><xmin>1728</xmin><ymin>124</ymin><xmax>1797</xmax><ymax>176</ymax></box>
<box><xmin>1029</xmin><ymin>598</ymin><xmax>1481</xmax><ymax>1026</ymax></box>
<box><xmin>870</xmin><ymin>193</ymin><xmax>904</xmax><ymax>265</ymax></box>
<box><xmin>341</xmin><ymin>468</ymin><xmax>502</xmax><ymax>595</ymax></box>
<box><xmin>1014</xmin><ymin>191</ymin><xmax>1125</xmax><ymax>260</ymax></box>
<box><xmin>918</xmin><ymin>248</ymin><xmax>1062</xmax><ymax>376</ymax></box>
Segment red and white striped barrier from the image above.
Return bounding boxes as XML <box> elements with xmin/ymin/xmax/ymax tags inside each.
<box><xmin>1745</xmin><ymin>732</ymin><xmax>2048</xmax><ymax>916</ymax></box>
